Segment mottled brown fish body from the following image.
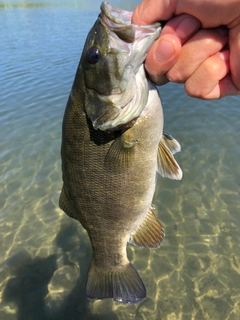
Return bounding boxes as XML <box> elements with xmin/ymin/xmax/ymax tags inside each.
<box><xmin>61</xmin><ymin>76</ymin><xmax>163</xmax><ymax>302</ymax></box>
<box><xmin>60</xmin><ymin>1</ymin><xmax>182</xmax><ymax>304</ymax></box>
<box><xmin>62</xmin><ymin>81</ymin><xmax>162</xmax><ymax>236</ymax></box>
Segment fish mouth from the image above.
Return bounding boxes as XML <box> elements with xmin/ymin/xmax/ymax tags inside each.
<box><xmin>100</xmin><ymin>1</ymin><xmax>161</xmax><ymax>48</ymax></box>
<box><xmin>90</xmin><ymin>2</ymin><xmax>161</xmax><ymax>131</ymax></box>
<box><xmin>100</xmin><ymin>1</ymin><xmax>133</xmax><ymax>25</ymax></box>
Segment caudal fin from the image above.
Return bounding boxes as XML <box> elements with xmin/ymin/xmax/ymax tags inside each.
<box><xmin>86</xmin><ymin>261</ymin><xmax>146</xmax><ymax>304</ymax></box>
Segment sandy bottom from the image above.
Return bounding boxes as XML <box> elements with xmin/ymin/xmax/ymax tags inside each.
<box><xmin>1</xmin><ymin>136</ymin><xmax>240</xmax><ymax>320</ymax></box>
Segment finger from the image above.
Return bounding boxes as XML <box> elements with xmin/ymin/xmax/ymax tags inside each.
<box><xmin>218</xmin><ymin>74</ymin><xmax>240</xmax><ymax>98</ymax></box>
<box><xmin>229</xmin><ymin>24</ymin><xmax>240</xmax><ymax>91</ymax></box>
<box><xmin>132</xmin><ymin>0</ymin><xmax>177</xmax><ymax>25</ymax></box>
<box><xmin>132</xmin><ymin>0</ymin><xmax>240</xmax><ymax>28</ymax></box>
<box><xmin>145</xmin><ymin>34</ymin><xmax>181</xmax><ymax>85</ymax></box>
<box><xmin>161</xmin><ymin>14</ymin><xmax>201</xmax><ymax>42</ymax></box>
<box><xmin>145</xmin><ymin>15</ymin><xmax>201</xmax><ymax>85</ymax></box>
<box><xmin>176</xmin><ymin>1</ymin><xmax>239</xmax><ymax>28</ymax></box>
<box><xmin>167</xmin><ymin>27</ymin><xmax>229</xmax><ymax>83</ymax></box>
<box><xmin>184</xmin><ymin>51</ymin><xmax>230</xmax><ymax>99</ymax></box>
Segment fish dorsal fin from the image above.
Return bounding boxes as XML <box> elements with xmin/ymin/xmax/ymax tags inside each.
<box><xmin>105</xmin><ymin>131</ymin><xmax>136</xmax><ymax>171</ymax></box>
<box><xmin>163</xmin><ymin>131</ymin><xmax>181</xmax><ymax>154</ymax></box>
<box><xmin>157</xmin><ymin>133</ymin><xmax>183</xmax><ymax>180</ymax></box>
<box><xmin>129</xmin><ymin>206</ymin><xmax>165</xmax><ymax>248</ymax></box>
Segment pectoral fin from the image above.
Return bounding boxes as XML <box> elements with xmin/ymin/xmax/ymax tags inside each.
<box><xmin>157</xmin><ymin>133</ymin><xmax>183</xmax><ymax>180</ymax></box>
<box><xmin>105</xmin><ymin>131</ymin><xmax>137</xmax><ymax>171</ymax></box>
<box><xmin>163</xmin><ymin>131</ymin><xmax>181</xmax><ymax>154</ymax></box>
<box><xmin>129</xmin><ymin>206</ymin><xmax>165</xmax><ymax>248</ymax></box>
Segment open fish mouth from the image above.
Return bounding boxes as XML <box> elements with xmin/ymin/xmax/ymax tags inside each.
<box><xmin>100</xmin><ymin>1</ymin><xmax>133</xmax><ymax>26</ymax></box>
<box><xmin>86</xmin><ymin>2</ymin><xmax>162</xmax><ymax>131</ymax></box>
<box><xmin>100</xmin><ymin>1</ymin><xmax>161</xmax><ymax>59</ymax></box>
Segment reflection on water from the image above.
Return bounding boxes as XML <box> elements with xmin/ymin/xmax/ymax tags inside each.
<box><xmin>1</xmin><ymin>1</ymin><xmax>240</xmax><ymax>319</ymax></box>
<box><xmin>0</xmin><ymin>0</ymin><xmax>139</xmax><ymax>10</ymax></box>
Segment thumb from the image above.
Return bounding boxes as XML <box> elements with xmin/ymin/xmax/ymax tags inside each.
<box><xmin>145</xmin><ymin>34</ymin><xmax>182</xmax><ymax>85</ymax></box>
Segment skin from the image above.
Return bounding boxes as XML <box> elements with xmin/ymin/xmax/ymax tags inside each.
<box><xmin>132</xmin><ymin>0</ymin><xmax>240</xmax><ymax>99</ymax></box>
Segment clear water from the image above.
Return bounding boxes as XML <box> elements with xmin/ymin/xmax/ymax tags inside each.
<box><xmin>1</xmin><ymin>1</ymin><xmax>240</xmax><ymax>319</ymax></box>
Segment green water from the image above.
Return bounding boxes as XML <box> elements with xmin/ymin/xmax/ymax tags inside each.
<box><xmin>1</xmin><ymin>1</ymin><xmax>240</xmax><ymax>319</ymax></box>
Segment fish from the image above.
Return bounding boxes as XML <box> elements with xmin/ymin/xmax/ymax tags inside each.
<box><xmin>59</xmin><ymin>1</ymin><xmax>182</xmax><ymax>304</ymax></box>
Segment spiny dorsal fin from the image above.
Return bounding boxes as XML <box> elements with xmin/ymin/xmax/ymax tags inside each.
<box><xmin>163</xmin><ymin>131</ymin><xmax>181</xmax><ymax>154</ymax></box>
<box><xmin>157</xmin><ymin>135</ymin><xmax>183</xmax><ymax>180</ymax></box>
<box><xmin>129</xmin><ymin>206</ymin><xmax>165</xmax><ymax>248</ymax></box>
<box><xmin>105</xmin><ymin>133</ymin><xmax>136</xmax><ymax>171</ymax></box>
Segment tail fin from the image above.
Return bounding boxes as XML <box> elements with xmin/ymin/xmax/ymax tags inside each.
<box><xmin>86</xmin><ymin>261</ymin><xmax>146</xmax><ymax>304</ymax></box>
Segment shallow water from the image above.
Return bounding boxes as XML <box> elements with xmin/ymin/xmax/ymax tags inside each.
<box><xmin>1</xmin><ymin>1</ymin><xmax>240</xmax><ymax>319</ymax></box>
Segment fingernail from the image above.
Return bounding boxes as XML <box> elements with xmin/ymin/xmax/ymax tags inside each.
<box><xmin>176</xmin><ymin>17</ymin><xmax>201</xmax><ymax>39</ymax></box>
<box><xmin>156</xmin><ymin>40</ymin><xmax>175</xmax><ymax>61</ymax></box>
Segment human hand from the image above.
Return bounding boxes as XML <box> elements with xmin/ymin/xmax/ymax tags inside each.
<box><xmin>132</xmin><ymin>0</ymin><xmax>240</xmax><ymax>99</ymax></box>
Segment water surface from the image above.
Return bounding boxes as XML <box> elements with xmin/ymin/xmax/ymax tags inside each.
<box><xmin>1</xmin><ymin>1</ymin><xmax>240</xmax><ymax>319</ymax></box>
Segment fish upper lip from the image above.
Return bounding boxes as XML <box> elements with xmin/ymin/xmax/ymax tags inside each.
<box><xmin>100</xmin><ymin>1</ymin><xmax>161</xmax><ymax>29</ymax></box>
<box><xmin>100</xmin><ymin>1</ymin><xmax>132</xmax><ymax>25</ymax></box>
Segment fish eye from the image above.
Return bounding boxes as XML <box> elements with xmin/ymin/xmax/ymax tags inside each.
<box><xmin>87</xmin><ymin>47</ymin><xmax>101</xmax><ymax>64</ymax></box>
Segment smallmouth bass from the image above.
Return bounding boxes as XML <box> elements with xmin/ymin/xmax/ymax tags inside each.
<box><xmin>60</xmin><ymin>1</ymin><xmax>182</xmax><ymax>304</ymax></box>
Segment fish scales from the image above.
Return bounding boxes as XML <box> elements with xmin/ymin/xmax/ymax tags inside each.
<box><xmin>60</xmin><ymin>1</ymin><xmax>182</xmax><ymax>304</ymax></box>
<box><xmin>62</xmin><ymin>88</ymin><xmax>162</xmax><ymax>249</ymax></box>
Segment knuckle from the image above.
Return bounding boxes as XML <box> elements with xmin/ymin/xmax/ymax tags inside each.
<box><xmin>203</xmin><ymin>59</ymin><xmax>221</xmax><ymax>78</ymax></box>
<box><xmin>167</xmin><ymin>68</ymin><xmax>185</xmax><ymax>83</ymax></box>
<box><xmin>185</xmin><ymin>85</ymin><xmax>204</xmax><ymax>99</ymax></box>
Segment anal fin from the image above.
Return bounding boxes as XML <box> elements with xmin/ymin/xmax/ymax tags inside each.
<box><xmin>129</xmin><ymin>206</ymin><xmax>165</xmax><ymax>248</ymax></box>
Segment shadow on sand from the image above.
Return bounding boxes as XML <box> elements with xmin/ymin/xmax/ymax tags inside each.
<box><xmin>2</xmin><ymin>221</ymin><xmax>119</xmax><ymax>320</ymax></box>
